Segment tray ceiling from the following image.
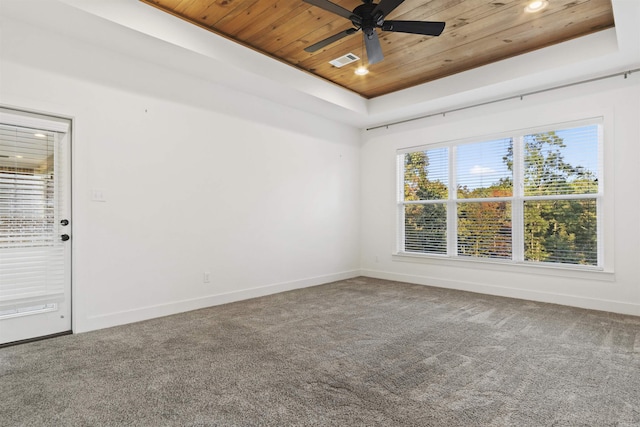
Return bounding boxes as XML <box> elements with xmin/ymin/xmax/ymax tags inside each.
<box><xmin>140</xmin><ymin>0</ymin><xmax>614</xmax><ymax>99</ymax></box>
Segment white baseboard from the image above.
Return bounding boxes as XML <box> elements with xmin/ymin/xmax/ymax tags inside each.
<box><xmin>78</xmin><ymin>270</ymin><xmax>361</xmax><ymax>333</ymax></box>
<box><xmin>361</xmin><ymin>269</ymin><xmax>640</xmax><ymax>317</ymax></box>
<box><xmin>79</xmin><ymin>268</ymin><xmax>638</xmax><ymax>333</ymax></box>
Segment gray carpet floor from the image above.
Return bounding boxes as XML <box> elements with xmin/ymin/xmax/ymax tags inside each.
<box><xmin>2</xmin><ymin>277</ymin><xmax>640</xmax><ymax>426</ymax></box>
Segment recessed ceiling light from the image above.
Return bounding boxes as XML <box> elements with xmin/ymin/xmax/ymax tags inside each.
<box><xmin>34</xmin><ymin>133</ymin><xmax>47</xmax><ymax>138</ymax></box>
<box><xmin>354</xmin><ymin>66</ymin><xmax>369</xmax><ymax>76</ymax></box>
<box><xmin>524</xmin><ymin>0</ymin><xmax>548</xmax><ymax>13</ymax></box>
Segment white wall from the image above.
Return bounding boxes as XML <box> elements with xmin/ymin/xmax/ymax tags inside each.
<box><xmin>0</xmin><ymin>19</ymin><xmax>361</xmax><ymax>333</ymax></box>
<box><xmin>2</xmin><ymin>5</ymin><xmax>639</xmax><ymax>337</ymax></box>
<box><xmin>361</xmin><ymin>75</ymin><xmax>640</xmax><ymax>316</ymax></box>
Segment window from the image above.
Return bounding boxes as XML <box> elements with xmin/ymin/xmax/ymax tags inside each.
<box><xmin>0</xmin><ymin>124</ymin><xmax>56</xmax><ymax>248</ymax></box>
<box><xmin>398</xmin><ymin>120</ymin><xmax>602</xmax><ymax>268</ymax></box>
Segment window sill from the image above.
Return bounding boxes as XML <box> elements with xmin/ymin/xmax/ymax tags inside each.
<box><xmin>392</xmin><ymin>252</ymin><xmax>615</xmax><ymax>282</ymax></box>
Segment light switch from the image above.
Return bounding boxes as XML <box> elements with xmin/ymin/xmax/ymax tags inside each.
<box><xmin>91</xmin><ymin>188</ymin><xmax>106</xmax><ymax>202</ymax></box>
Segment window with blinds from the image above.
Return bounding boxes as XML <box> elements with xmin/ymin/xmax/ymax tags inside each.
<box><xmin>397</xmin><ymin>119</ymin><xmax>602</xmax><ymax>268</ymax></box>
<box><xmin>0</xmin><ymin>118</ymin><xmax>68</xmax><ymax>314</ymax></box>
<box><xmin>0</xmin><ymin>125</ymin><xmax>55</xmax><ymax>247</ymax></box>
<box><xmin>403</xmin><ymin>147</ymin><xmax>448</xmax><ymax>254</ymax></box>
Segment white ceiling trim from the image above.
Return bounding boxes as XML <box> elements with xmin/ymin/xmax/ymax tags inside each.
<box><xmin>4</xmin><ymin>0</ymin><xmax>640</xmax><ymax>129</ymax></box>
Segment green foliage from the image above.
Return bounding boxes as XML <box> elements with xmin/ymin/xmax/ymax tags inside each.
<box><xmin>524</xmin><ymin>199</ymin><xmax>597</xmax><ymax>265</ymax></box>
<box><xmin>519</xmin><ymin>132</ymin><xmax>598</xmax><ymax>265</ymax></box>
<box><xmin>405</xmin><ymin>204</ymin><xmax>447</xmax><ymax>254</ymax></box>
<box><xmin>404</xmin><ymin>152</ymin><xmax>447</xmax><ymax>201</ymax></box>
<box><xmin>404</xmin><ymin>152</ymin><xmax>447</xmax><ymax>253</ymax></box>
<box><xmin>457</xmin><ymin>201</ymin><xmax>511</xmax><ymax>259</ymax></box>
<box><xmin>457</xmin><ymin>182</ymin><xmax>512</xmax><ymax>258</ymax></box>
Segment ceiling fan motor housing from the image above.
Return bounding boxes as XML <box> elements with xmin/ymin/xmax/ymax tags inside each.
<box><xmin>353</xmin><ymin>3</ymin><xmax>381</xmax><ymax>30</ymax></box>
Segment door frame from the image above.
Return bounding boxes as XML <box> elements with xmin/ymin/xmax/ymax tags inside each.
<box><xmin>0</xmin><ymin>106</ymin><xmax>74</xmax><ymax>346</ymax></box>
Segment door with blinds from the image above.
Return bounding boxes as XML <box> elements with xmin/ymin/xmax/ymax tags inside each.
<box><xmin>0</xmin><ymin>109</ymin><xmax>71</xmax><ymax>345</ymax></box>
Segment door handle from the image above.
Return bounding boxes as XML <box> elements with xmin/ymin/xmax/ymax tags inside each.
<box><xmin>61</xmin><ymin>234</ymin><xmax>70</xmax><ymax>241</ymax></box>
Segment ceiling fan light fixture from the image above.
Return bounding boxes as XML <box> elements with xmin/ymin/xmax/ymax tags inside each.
<box><xmin>354</xmin><ymin>66</ymin><xmax>369</xmax><ymax>76</ymax></box>
<box><xmin>302</xmin><ymin>0</ymin><xmax>446</xmax><ymax>65</ymax></box>
<box><xmin>524</xmin><ymin>0</ymin><xmax>548</xmax><ymax>13</ymax></box>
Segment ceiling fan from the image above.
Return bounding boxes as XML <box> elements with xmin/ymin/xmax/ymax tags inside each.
<box><xmin>303</xmin><ymin>0</ymin><xmax>446</xmax><ymax>65</ymax></box>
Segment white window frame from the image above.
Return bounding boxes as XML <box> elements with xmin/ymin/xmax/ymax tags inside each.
<box><xmin>396</xmin><ymin>118</ymin><xmax>605</xmax><ymax>272</ymax></box>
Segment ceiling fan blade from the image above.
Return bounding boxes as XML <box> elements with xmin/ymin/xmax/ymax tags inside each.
<box><xmin>304</xmin><ymin>28</ymin><xmax>358</xmax><ymax>53</ymax></box>
<box><xmin>372</xmin><ymin>0</ymin><xmax>405</xmax><ymax>19</ymax></box>
<box><xmin>381</xmin><ymin>20</ymin><xmax>446</xmax><ymax>36</ymax></box>
<box><xmin>303</xmin><ymin>0</ymin><xmax>357</xmax><ymax>21</ymax></box>
<box><xmin>364</xmin><ymin>28</ymin><xmax>383</xmax><ymax>65</ymax></box>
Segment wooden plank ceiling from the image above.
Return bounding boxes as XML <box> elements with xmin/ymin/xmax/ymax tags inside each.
<box><xmin>140</xmin><ymin>0</ymin><xmax>614</xmax><ymax>99</ymax></box>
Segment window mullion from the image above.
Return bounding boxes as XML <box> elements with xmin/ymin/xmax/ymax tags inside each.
<box><xmin>396</xmin><ymin>154</ymin><xmax>406</xmax><ymax>253</ymax></box>
<box><xmin>597</xmin><ymin>122</ymin><xmax>604</xmax><ymax>268</ymax></box>
<box><xmin>512</xmin><ymin>135</ymin><xmax>524</xmax><ymax>262</ymax></box>
<box><xmin>448</xmin><ymin>146</ymin><xmax>457</xmax><ymax>257</ymax></box>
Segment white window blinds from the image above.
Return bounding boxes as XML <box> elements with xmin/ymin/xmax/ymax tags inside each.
<box><xmin>402</xmin><ymin>147</ymin><xmax>448</xmax><ymax>254</ymax></box>
<box><xmin>397</xmin><ymin>120</ymin><xmax>602</xmax><ymax>268</ymax></box>
<box><xmin>0</xmin><ymin>115</ymin><xmax>69</xmax><ymax>309</ymax></box>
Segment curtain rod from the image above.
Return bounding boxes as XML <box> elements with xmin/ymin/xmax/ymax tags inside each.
<box><xmin>366</xmin><ymin>68</ymin><xmax>640</xmax><ymax>131</ymax></box>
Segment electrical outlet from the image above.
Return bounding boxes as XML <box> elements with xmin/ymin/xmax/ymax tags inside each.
<box><xmin>203</xmin><ymin>272</ymin><xmax>211</xmax><ymax>283</ymax></box>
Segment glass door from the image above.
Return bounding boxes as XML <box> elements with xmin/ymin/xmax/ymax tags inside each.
<box><xmin>0</xmin><ymin>111</ymin><xmax>71</xmax><ymax>345</ymax></box>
